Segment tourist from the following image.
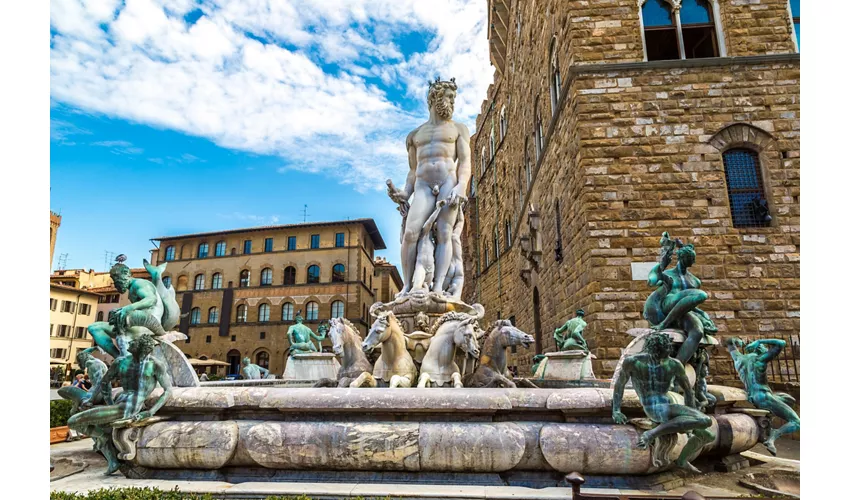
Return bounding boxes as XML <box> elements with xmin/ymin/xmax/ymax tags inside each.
<box><xmin>82</xmin><ymin>374</ymin><xmax>92</xmax><ymax>390</ymax></box>
<box><xmin>199</xmin><ymin>372</ymin><xmax>209</xmax><ymax>381</ymax></box>
<box><xmin>71</xmin><ymin>374</ymin><xmax>85</xmax><ymax>389</ymax></box>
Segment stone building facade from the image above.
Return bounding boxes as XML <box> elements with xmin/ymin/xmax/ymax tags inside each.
<box><xmin>50</xmin><ymin>284</ymin><xmax>100</xmax><ymax>366</ymax></box>
<box><xmin>373</xmin><ymin>256</ymin><xmax>403</xmax><ymax>304</ymax></box>
<box><xmin>151</xmin><ymin>219</ymin><xmax>392</xmax><ymax>376</ymax></box>
<box><xmin>463</xmin><ymin>0</ymin><xmax>800</xmax><ymax>382</ymax></box>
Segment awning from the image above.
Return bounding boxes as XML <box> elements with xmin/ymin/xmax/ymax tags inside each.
<box><xmin>50</xmin><ymin>358</ymin><xmax>70</xmax><ymax>364</ymax></box>
<box><xmin>188</xmin><ymin>358</ymin><xmax>230</xmax><ymax>367</ymax></box>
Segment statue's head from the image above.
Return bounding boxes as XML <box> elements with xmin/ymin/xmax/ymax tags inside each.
<box><xmin>642</xmin><ymin>332</ymin><xmax>672</xmax><ymax>360</ymax></box>
<box><xmin>677</xmin><ymin>244</ymin><xmax>696</xmax><ymax>269</ymax></box>
<box><xmin>242</xmin><ymin>357</ymin><xmax>251</xmax><ymax>366</ymax></box>
<box><xmin>576</xmin><ymin>309</ymin><xmax>585</xmax><ymax>318</ymax></box>
<box><xmin>76</xmin><ymin>349</ymin><xmax>92</xmax><ymax>367</ymax></box>
<box><xmin>128</xmin><ymin>335</ymin><xmax>157</xmax><ymax>359</ymax></box>
<box><xmin>745</xmin><ymin>342</ymin><xmax>768</xmax><ymax>356</ymax></box>
<box><xmin>110</xmin><ymin>262</ymin><xmax>132</xmax><ymax>293</ymax></box>
<box><xmin>427</xmin><ymin>76</ymin><xmax>457</xmax><ymax>120</ymax></box>
<box><xmin>294</xmin><ymin>311</ymin><xmax>304</xmax><ymax>324</ymax></box>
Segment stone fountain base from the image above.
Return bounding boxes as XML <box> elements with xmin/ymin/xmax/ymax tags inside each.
<box><xmin>281</xmin><ymin>352</ymin><xmax>340</xmax><ymax>381</ymax></box>
<box><xmin>533</xmin><ymin>350</ymin><xmax>596</xmax><ymax>381</ymax></box>
<box><xmin>117</xmin><ymin>385</ymin><xmax>766</xmax><ymax>484</ymax></box>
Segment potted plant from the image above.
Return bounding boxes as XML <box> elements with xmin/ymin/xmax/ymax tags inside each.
<box><xmin>50</xmin><ymin>400</ymin><xmax>73</xmax><ymax>444</ymax></box>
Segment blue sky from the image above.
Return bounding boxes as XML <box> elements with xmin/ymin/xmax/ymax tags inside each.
<box><xmin>50</xmin><ymin>0</ymin><xmax>491</xmax><ymax>271</ymax></box>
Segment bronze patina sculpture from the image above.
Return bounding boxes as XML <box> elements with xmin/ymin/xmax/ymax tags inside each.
<box><xmin>240</xmin><ymin>357</ymin><xmax>269</xmax><ymax>380</ymax></box>
<box><xmin>69</xmin><ymin>335</ymin><xmax>174</xmax><ymax>474</ymax></box>
<box><xmin>87</xmin><ymin>258</ymin><xmax>182</xmax><ymax>359</ymax></box>
<box><xmin>286</xmin><ymin>311</ymin><xmax>326</xmax><ymax>357</ymax></box>
<box><xmin>58</xmin><ymin>347</ymin><xmax>113</xmax><ymax>412</ymax></box>
<box><xmin>612</xmin><ymin>332</ymin><xmax>714</xmax><ymax>473</ymax></box>
<box><xmin>726</xmin><ymin>337</ymin><xmax>800</xmax><ymax>455</ymax></box>
<box><xmin>554</xmin><ymin>309</ymin><xmax>589</xmax><ymax>352</ymax></box>
<box><xmin>644</xmin><ymin>232</ymin><xmax>717</xmax><ymax>365</ymax></box>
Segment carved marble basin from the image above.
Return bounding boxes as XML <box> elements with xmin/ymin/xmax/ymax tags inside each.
<box><xmin>119</xmin><ymin>385</ymin><xmax>765</xmax><ymax>483</ymax></box>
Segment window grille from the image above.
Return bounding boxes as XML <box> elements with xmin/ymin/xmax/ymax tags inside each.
<box><xmin>722</xmin><ymin>148</ymin><xmax>771</xmax><ymax>228</ymax></box>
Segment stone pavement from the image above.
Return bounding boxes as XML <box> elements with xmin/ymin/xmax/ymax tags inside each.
<box><xmin>51</xmin><ymin>438</ymin><xmax>799</xmax><ymax>499</ymax></box>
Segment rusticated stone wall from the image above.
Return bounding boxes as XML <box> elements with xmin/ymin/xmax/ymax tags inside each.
<box><xmin>465</xmin><ymin>0</ymin><xmax>800</xmax><ymax>381</ymax></box>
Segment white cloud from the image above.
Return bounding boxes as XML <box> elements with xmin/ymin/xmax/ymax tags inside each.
<box><xmin>50</xmin><ymin>0</ymin><xmax>492</xmax><ymax>191</ymax></box>
<box><xmin>91</xmin><ymin>139</ymin><xmax>144</xmax><ymax>155</ymax></box>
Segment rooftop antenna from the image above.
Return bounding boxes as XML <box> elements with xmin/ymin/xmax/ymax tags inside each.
<box><xmin>57</xmin><ymin>253</ymin><xmax>69</xmax><ymax>270</ymax></box>
<box><xmin>104</xmin><ymin>250</ymin><xmax>117</xmax><ymax>271</ymax></box>
<box><xmin>300</xmin><ymin>204</ymin><xmax>310</xmax><ymax>223</ymax></box>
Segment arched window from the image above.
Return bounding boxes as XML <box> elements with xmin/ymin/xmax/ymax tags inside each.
<box><xmin>517</xmin><ymin>166</ymin><xmax>524</xmax><ymax>208</ymax></box>
<box><xmin>176</xmin><ymin>275</ymin><xmax>188</xmax><ymax>291</ymax></box>
<box><xmin>190</xmin><ymin>307</ymin><xmax>201</xmax><ymax>325</ymax></box>
<box><xmin>260</xmin><ymin>268</ymin><xmax>273</xmax><ymax>286</ymax></box>
<box><xmin>162</xmin><ymin>276</ymin><xmax>172</xmax><ymax>288</ymax></box>
<box><xmin>283</xmin><ymin>266</ymin><xmax>296</xmax><ymax>285</ymax></box>
<box><xmin>194</xmin><ymin>273</ymin><xmax>205</xmax><ymax>290</ymax></box>
<box><xmin>505</xmin><ymin>220</ymin><xmax>512</xmax><ymax>249</ymax></box>
<box><xmin>307</xmin><ymin>265</ymin><xmax>320</xmax><ymax>284</ymax></box>
<box><xmin>236</xmin><ymin>304</ymin><xmax>248</xmax><ymax>323</ymax></box>
<box><xmin>534</xmin><ymin>100</ymin><xmax>543</xmax><ymax>161</ymax></box>
<box><xmin>641</xmin><ymin>0</ymin><xmax>722</xmax><ymax>61</ymax></box>
<box><xmin>305</xmin><ymin>301</ymin><xmax>319</xmax><ymax>321</ymax></box>
<box><xmin>239</xmin><ymin>270</ymin><xmax>250</xmax><ymax>287</ymax></box>
<box><xmin>258</xmin><ymin>303</ymin><xmax>270</xmax><ymax>322</ymax></box>
<box><xmin>96</xmin><ymin>311</ymin><xmax>104</xmax><ymax>321</ymax></box>
<box><xmin>198</xmin><ymin>242</ymin><xmax>209</xmax><ymax>259</ymax></box>
<box><xmin>282</xmin><ymin>302</ymin><xmax>294</xmax><ymax>321</ymax></box>
<box><xmin>489</xmin><ymin>128</ymin><xmax>495</xmax><ymax>161</ymax></box>
<box><xmin>332</xmin><ymin>264</ymin><xmax>345</xmax><ymax>283</ymax></box>
<box><xmin>789</xmin><ymin>0</ymin><xmax>800</xmax><ymax>51</ymax></box>
<box><xmin>499</xmin><ymin>106</ymin><xmax>507</xmax><ymax>141</ymax></box>
<box><xmin>331</xmin><ymin>300</ymin><xmax>345</xmax><ymax>318</ymax></box>
<box><xmin>164</xmin><ymin>246</ymin><xmax>175</xmax><ymax>261</ymax></box>
<box><xmin>255</xmin><ymin>351</ymin><xmax>269</xmax><ymax>369</ymax></box>
<box><xmin>480</xmin><ymin>146</ymin><xmax>487</xmax><ymax>175</ymax></box>
<box><xmin>211</xmin><ymin>273</ymin><xmax>222</xmax><ymax>289</ymax></box>
<box><xmin>214</xmin><ymin>241</ymin><xmax>226</xmax><ymax>257</ymax></box>
<box><xmin>722</xmin><ymin>148</ymin><xmax>770</xmax><ymax>228</ymax></box>
<box><xmin>549</xmin><ymin>38</ymin><xmax>561</xmax><ymax>115</ymax></box>
<box><xmin>208</xmin><ymin>307</ymin><xmax>219</xmax><ymax>324</ymax></box>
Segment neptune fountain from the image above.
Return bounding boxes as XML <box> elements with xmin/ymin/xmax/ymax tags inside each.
<box><xmin>58</xmin><ymin>81</ymin><xmax>791</xmax><ymax>489</ymax></box>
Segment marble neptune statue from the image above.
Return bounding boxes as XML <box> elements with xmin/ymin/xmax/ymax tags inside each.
<box><xmin>386</xmin><ymin>76</ymin><xmax>471</xmax><ymax>298</ymax></box>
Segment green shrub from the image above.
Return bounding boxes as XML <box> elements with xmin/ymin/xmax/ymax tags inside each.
<box><xmin>50</xmin><ymin>400</ymin><xmax>74</xmax><ymax>428</ymax></box>
<box><xmin>50</xmin><ymin>488</ymin><xmax>395</xmax><ymax>499</ymax></box>
<box><xmin>207</xmin><ymin>374</ymin><xmax>224</xmax><ymax>381</ymax></box>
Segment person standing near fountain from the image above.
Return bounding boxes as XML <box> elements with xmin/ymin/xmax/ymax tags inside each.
<box><xmin>612</xmin><ymin>332</ymin><xmax>714</xmax><ymax>473</ymax></box>
<box><xmin>387</xmin><ymin>76</ymin><xmax>471</xmax><ymax>297</ymax></box>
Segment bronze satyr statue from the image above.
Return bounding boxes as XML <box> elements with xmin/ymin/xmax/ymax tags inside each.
<box><xmin>726</xmin><ymin>337</ymin><xmax>800</xmax><ymax>455</ymax></box>
<box><xmin>553</xmin><ymin>309</ymin><xmax>589</xmax><ymax>352</ymax></box>
<box><xmin>612</xmin><ymin>332</ymin><xmax>714</xmax><ymax>473</ymax></box>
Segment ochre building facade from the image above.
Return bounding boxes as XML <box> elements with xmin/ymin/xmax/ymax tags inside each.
<box><xmin>152</xmin><ymin>219</ymin><xmax>392</xmax><ymax>376</ymax></box>
<box><xmin>463</xmin><ymin>0</ymin><xmax>800</xmax><ymax>382</ymax></box>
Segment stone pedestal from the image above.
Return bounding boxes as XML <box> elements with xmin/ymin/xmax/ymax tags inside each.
<box><xmin>282</xmin><ymin>353</ymin><xmax>340</xmax><ymax>381</ymax></box>
<box><xmin>533</xmin><ymin>350</ymin><xmax>596</xmax><ymax>380</ymax></box>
